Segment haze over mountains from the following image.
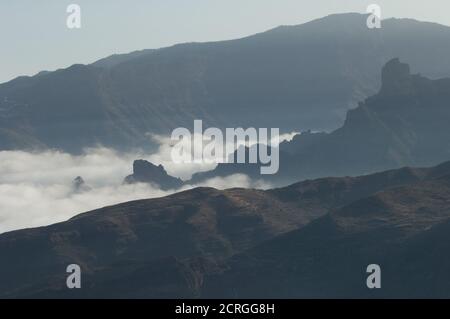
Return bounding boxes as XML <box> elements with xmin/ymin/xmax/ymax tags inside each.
<box><xmin>192</xmin><ymin>58</ymin><xmax>450</xmax><ymax>185</ymax></box>
<box><xmin>3</xmin><ymin>11</ymin><xmax>450</xmax><ymax>299</ymax></box>
<box><xmin>3</xmin><ymin>13</ymin><xmax>450</xmax><ymax>152</ymax></box>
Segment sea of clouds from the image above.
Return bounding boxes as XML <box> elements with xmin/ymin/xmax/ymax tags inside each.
<box><xmin>0</xmin><ymin>132</ymin><xmax>298</xmax><ymax>234</ymax></box>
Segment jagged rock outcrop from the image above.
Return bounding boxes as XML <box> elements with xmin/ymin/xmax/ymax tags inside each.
<box><xmin>192</xmin><ymin>59</ymin><xmax>450</xmax><ymax>186</ymax></box>
<box><xmin>380</xmin><ymin>57</ymin><xmax>414</xmax><ymax>95</ymax></box>
<box><xmin>71</xmin><ymin>176</ymin><xmax>91</xmax><ymax>193</ymax></box>
<box><xmin>124</xmin><ymin>160</ymin><xmax>183</xmax><ymax>190</ymax></box>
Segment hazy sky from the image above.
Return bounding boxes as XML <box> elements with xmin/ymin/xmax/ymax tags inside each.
<box><xmin>1</xmin><ymin>0</ymin><xmax>450</xmax><ymax>83</ymax></box>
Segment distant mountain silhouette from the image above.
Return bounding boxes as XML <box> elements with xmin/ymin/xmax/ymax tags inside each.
<box><xmin>124</xmin><ymin>160</ymin><xmax>183</xmax><ymax>190</ymax></box>
<box><xmin>71</xmin><ymin>176</ymin><xmax>91</xmax><ymax>193</ymax></box>
<box><xmin>4</xmin><ymin>14</ymin><xmax>450</xmax><ymax>152</ymax></box>
<box><xmin>192</xmin><ymin>59</ymin><xmax>450</xmax><ymax>185</ymax></box>
<box><xmin>1</xmin><ymin>160</ymin><xmax>450</xmax><ymax>297</ymax></box>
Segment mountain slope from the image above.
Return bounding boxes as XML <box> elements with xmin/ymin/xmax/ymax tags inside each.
<box><xmin>0</xmin><ymin>187</ymin><xmax>311</xmax><ymax>298</ymax></box>
<box><xmin>4</xmin><ymin>14</ymin><xmax>450</xmax><ymax>151</ymax></box>
<box><xmin>204</xmin><ymin>173</ymin><xmax>450</xmax><ymax>298</ymax></box>
<box><xmin>0</xmin><ymin>160</ymin><xmax>449</xmax><ymax>298</ymax></box>
<box><xmin>192</xmin><ymin>58</ymin><xmax>450</xmax><ymax>186</ymax></box>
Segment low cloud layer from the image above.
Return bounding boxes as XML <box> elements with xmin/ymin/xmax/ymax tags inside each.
<box><xmin>0</xmin><ymin>131</ymin><xmax>298</xmax><ymax>233</ymax></box>
<box><xmin>0</xmin><ymin>148</ymin><xmax>163</xmax><ymax>233</ymax></box>
<box><xmin>0</xmin><ymin>146</ymin><xmax>273</xmax><ymax>234</ymax></box>
<box><xmin>148</xmin><ymin>131</ymin><xmax>298</xmax><ymax>180</ymax></box>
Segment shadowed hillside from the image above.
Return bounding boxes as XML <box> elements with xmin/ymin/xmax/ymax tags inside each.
<box><xmin>192</xmin><ymin>58</ymin><xmax>450</xmax><ymax>186</ymax></box>
<box><xmin>4</xmin><ymin>14</ymin><xmax>450</xmax><ymax>152</ymax></box>
<box><xmin>1</xmin><ymin>160</ymin><xmax>450</xmax><ymax>297</ymax></box>
<box><xmin>204</xmin><ymin>172</ymin><xmax>450</xmax><ymax>298</ymax></box>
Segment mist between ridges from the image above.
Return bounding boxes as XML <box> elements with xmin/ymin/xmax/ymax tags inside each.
<box><xmin>170</xmin><ymin>120</ymin><xmax>280</xmax><ymax>175</ymax></box>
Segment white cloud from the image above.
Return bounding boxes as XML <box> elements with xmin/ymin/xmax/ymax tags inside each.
<box><xmin>0</xmin><ymin>130</ymin><xmax>297</xmax><ymax>233</ymax></box>
<box><xmin>147</xmin><ymin>134</ymin><xmax>217</xmax><ymax>180</ymax></box>
<box><xmin>0</xmin><ymin>145</ymin><xmax>274</xmax><ymax>234</ymax></box>
<box><xmin>0</xmin><ymin>148</ymin><xmax>171</xmax><ymax>233</ymax></box>
<box><xmin>0</xmin><ymin>181</ymin><xmax>168</xmax><ymax>234</ymax></box>
<box><xmin>147</xmin><ymin>130</ymin><xmax>298</xmax><ymax>180</ymax></box>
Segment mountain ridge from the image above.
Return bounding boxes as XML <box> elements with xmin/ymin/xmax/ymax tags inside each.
<box><xmin>4</xmin><ymin>14</ymin><xmax>450</xmax><ymax>152</ymax></box>
<box><xmin>191</xmin><ymin>58</ymin><xmax>450</xmax><ymax>186</ymax></box>
<box><xmin>2</xmin><ymin>159</ymin><xmax>450</xmax><ymax>297</ymax></box>
<box><xmin>204</xmin><ymin>172</ymin><xmax>450</xmax><ymax>298</ymax></box>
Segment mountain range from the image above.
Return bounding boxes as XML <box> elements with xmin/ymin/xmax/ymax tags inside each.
<box><xmin>191</xmin><ymin>58</ymin><xmax>450</xmax><ymax>186</ymax></box>
<box><xmin>3</xmin><ymin>12</ymin><xmax>450</xmax><ymax>299</ymax></box>
<box><xmin>2</xmin><ymin>160</ymin><xmax>450</xmax><ymax>297</ymax></box>
<box><xmin>204</xmin><ymin>163</ymin><xmax>450</xmax><ymax>298</ymax></box>
<box><xmin>4</xmin><ymin>14</ymin><xmax>450</xmax><ymax>152</ymax></box>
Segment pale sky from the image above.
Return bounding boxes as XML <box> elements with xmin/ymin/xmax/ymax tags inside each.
<box><xmin>1</xmin><ymin>0</ymin><xmax>450</xmax><ymax>83</ymax></box>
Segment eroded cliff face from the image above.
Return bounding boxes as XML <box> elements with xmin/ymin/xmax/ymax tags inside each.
<box><xmin>192</xmin><ymin>58</ymin><xmax>450</xmax><ymax>185</ymax></box>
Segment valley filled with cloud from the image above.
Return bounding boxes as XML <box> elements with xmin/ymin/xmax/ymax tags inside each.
<box><xmin>0</xmin><ymin>131</ymin><xmax>286</xmax><ymax>233</ymax></box>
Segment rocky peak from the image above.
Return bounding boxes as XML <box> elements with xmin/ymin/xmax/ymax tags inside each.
<box><xmin>124</xmin><ymin>160</ymin><xmax>184</xmax><ymax>190</ymax></box>
<box><xmin>380</xmin><ymin>58</ymin><xmax>413</xmax><ymax>96</ymax></box>
<box><xmin>133</xmin><ymin>160</ymin><xmax>165</xmax><ymax>177</ymax></box>
<box><xmin>72</xmin><ymin>176</ymin><xmax>91</xmax><ymax>193</ymax></box>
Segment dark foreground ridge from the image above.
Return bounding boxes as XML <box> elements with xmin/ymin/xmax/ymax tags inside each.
<box><xmin>2</xmin><ymin>160</ymin><xmax>450</xmax><ymax>297</ymax></box>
